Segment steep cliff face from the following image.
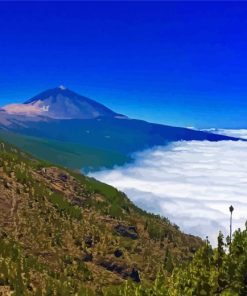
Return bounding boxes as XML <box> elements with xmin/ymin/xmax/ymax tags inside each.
<box><xmin>0</xmin><ymin>141</ymin><xmax>202</xmax><ymax>294</ymax></box>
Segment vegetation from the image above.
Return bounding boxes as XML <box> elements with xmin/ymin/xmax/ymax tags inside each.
<box><xmin>0</xmin><ymin>139</ymin><xmax>201</xmax><ymax>295</ymax></box>
<box><xmin>102</xmin><ymin>226</ymin><xmax>247</xmax><ymax>296</ymax></box>
<box><xmin>1</xmin><ymin>219</ymin><xmax>247</xmax><ymax>295</ymax></box>
<box><xmin>0</xmin><ymin>130</ymin><xmax>130</xmax><ymax>171</ymax></box>
<box><xmin>2</xmin><ymin>139</ymin><xmax>245</xmax><ymax>295</ymax></box>
<box><xmin>0</xmin><ymin>113</ymin><xmax>237</xmax><ymax>172</ymax></box>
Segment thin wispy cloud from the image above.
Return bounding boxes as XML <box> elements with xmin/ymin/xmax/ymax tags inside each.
<box><xmin>89</xmin><ymin>135</ymin><xmax>247</xmax><ymax>245</ymax></box>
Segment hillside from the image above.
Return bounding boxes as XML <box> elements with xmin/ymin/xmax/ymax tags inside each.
<box><xmin>0</xmin><ymin>130</ymin><xmax>130</xmax><ymax>171</ymax></box>
<box><xmin>0</xmin><ymin>116</ymin><xmax>239</xmax><ymax>172</ymax></box>
<box><xmin>0</xmin><ymin>140</ymin><xmax>202</xmax><ymax>295</ymax></box>
<box><xmin>106</xmin><ymin>227</ymin><xmax>247</xmax><ymax>296</ymax></box>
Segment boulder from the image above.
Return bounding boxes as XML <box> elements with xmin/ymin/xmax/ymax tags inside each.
<box><xmin>115</xmin><ymin>224</ymin><xmax>138</xmax><ymax>240</ymax></box>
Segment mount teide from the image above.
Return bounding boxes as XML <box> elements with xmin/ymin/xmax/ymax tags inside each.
<box><xmin>2</xmin><ymin>86</ymin><xmax>125</xmax><ymax>119</ymax></box>
<box><xmin>0</xmin><ymin>87</ymin><xmax>240</xmax><ymax>170</ymax></box>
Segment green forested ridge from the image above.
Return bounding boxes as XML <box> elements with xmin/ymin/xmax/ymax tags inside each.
<box><xmin>0</xmin><ymin>130</ymin><xmax>130</xmax><ymax>171</ymax></box>
<box><xmin>0</xmin><ymin>113</ymin><xmax>239</xmax><ymax>172</ymax></box>
<box><xmin>0</xmin><ymin>140</ymin><xmax>201</xmax><ymax>295</ymax></box>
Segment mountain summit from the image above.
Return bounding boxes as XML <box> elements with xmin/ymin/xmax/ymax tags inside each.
<box><xmin>2</xmin><ymin>86</ymin><xmax>124</xmax><ymax>119</ymax></box>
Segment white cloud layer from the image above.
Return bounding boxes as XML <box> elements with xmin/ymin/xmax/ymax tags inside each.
<box><xmin>2</xmin><ymin>101</ymin><xmax>44</xmax><ymax>116</ymax></box>
<box><xmin>89</xmin><ymin>134</ymin><xmax>247</xmax><ymax>246</ymax></box>
<box><xmin>207</xmin><ymin>129</ymin><xmax>247</xmax><ymax>140</ymax></box>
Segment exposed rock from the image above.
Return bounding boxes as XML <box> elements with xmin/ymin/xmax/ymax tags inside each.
<box><xmin>41</xmin><ymin>168</ymin><xmax>46</xmax><ymax>174</ymax></box>
<box><xmin>4</xmin><ymin>182</ymin><xmax>11</xmax><ymax>189</ymax></box>
<box><xmin>83</xmin><ymin>252</ymin><xmax>93</xmax><ymax>262</ymax></box>
<box><xmin>99</xmin><ymin>261</ymin><xmax>129</xmax><ymax>278</ymax></box>
<box><xmin>59</xmin><ymin>173</ymin><xmax>68</xmax><ymax>182</ymax></box>
<box><xmin>114</xmin><ymin>249</ymin><xmax>123</xmax><ymax>258</ymax></box>
<box><xmin>130</xmin><ymin>268</ymin><xmax>141</xmax><ymax>283</ymax></box>
<box><xmin>100</xmin><ymin>260</ymin><xmax>140</xmax><ymax>282</ymax></box>
<box><xmin>85</xmin><ymin>237</ymin><xmax>93</xmax><ymax>248</ymax></box>
<box><xmin>115</xmin><ymin>224</ymin><xmax>138</xmax><ymax>240</ymax></box>
<box><xmin>128</xmin><ymin>226</ymin><xmax>137</xmax><ymax>232</ymax></box>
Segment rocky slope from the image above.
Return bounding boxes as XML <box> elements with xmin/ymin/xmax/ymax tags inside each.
<box><xmin>0</xmin><ymin>140</ymin><xmax>202</xmax><ymax>294</ymax></box>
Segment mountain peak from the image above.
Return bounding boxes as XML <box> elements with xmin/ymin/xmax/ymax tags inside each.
<box><xmin>58</xmin><ymin>85</ymin><xmax>66</xmax><ymax>90</ymax></box>
<box><xmin>2</xmin><ymin>87</ymin><xmax>125</xmax><ymax>120</ymax></box>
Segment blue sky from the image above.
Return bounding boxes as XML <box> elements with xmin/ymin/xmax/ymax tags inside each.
<box><xmin>0</xmin><ymin>1</ymin><xmax>247</xmax><ymax>128</ymax></box>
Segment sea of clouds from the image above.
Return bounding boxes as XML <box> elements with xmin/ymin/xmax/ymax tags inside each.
<box><xmin>89</xmin><ymin>130</ymin><xmax>247</xmax><ymax>245</ymax></box>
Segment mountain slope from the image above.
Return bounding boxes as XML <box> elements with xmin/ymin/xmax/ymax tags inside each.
<box><xmin>0</xmin><ymin>140</ymin><xmax>202</xmax><ymax>294</ymax></box>
<box><xmin>0</xmin><ymin>87</ymin><xmax>241</xmax><ymax>171</ymax></box>
<box><xmin>0</xmin><ymin>130</ymin><xmax>130</xmax><ymax>170</ymax></box>
<box><xmin>2</xmin><ymin>86</ymin><xmax>124</xmax><ymax>119</ymax></box>
<box><xmin>0</xmin><ymin>116</ymin><xmax>240</xmax><ymax>171</ymax></box>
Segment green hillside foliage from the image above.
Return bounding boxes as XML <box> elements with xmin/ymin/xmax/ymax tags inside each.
<box><xmin>0</xmin><ymin>130</ymin><xmax>130</xmax><ymax>171</ymax></box>
<box><xmin>0</xmin><ymin>139</ymin><xmax>245</xmax><ymax>295</ymax></box>
<box><xmin>1</xmin><ymin>223</ymin><xmax>247</xmax><ymax>295</ymax></box>
<box><xmin>0</xmin><ymin>140</ymin><xmax>202</xmax><ymax>295</ymax></box>
<box><xmin>0</xmin><ymin>115</ymin><xmax>238</xmax><ymax>171</ymax></box>
<box><xmin>102</xmin><ymin>226</ymin><xmax>247</xmax><ymax>296</ymax></box>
